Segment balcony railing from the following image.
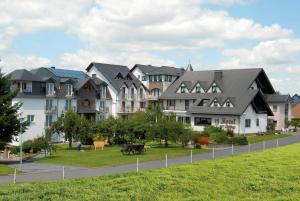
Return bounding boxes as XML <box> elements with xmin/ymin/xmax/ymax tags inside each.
<box><xmin>44</xmin><ymin>106</ymin><xmax>57</xmax><ymax>114</ymax></box>
<box><xmin>46</xmin><ymin>91</ymin><xmax>56</xmax><ymax>97</ymax></box>
<box><xmin>117</xmin><ymin>107</ymin><xmax>145</xmax><ymax>113</ymax></box>
<box><xmin>64</xmin><ymin>106</ymin><xmax>77</xmax><ymax>112</ymax></box>
<box><xmin>164</xmin><ymin>106</ymin><xmax>175</xmax><ymax>110</ymax></box>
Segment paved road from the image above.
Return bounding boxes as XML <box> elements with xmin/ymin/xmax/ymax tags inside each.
<box><xmin>1</xmin><ymin>134</ymin><xmax>300</xmax><ymax>184</ymax></box>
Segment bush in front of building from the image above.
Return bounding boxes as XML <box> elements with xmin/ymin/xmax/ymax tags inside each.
<box><xmin>22</xmin><ymin>140</ymin><xmax>33</xmax><ymax>153</ymax></box>
<box><xmin>210</xmin><ymin>131</ymin><xmax>227</xmax><ymax>144</ymax></box>
<box><xmin>227</xmin><ymin>136</ymin><xmax>248</xmax><ymax>145</ymax></box>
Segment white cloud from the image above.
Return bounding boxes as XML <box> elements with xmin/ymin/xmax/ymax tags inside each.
<box><xmin>68</xmin><ymin>0</ymin><xmax>292</xmax><ymax>53</ymax></box>
<box><xmin>0</xmin><ymin>55</ymin><xmax>53</xmax><ymax>74</ymax></box>
<box><xmin>60</xmin><ymin>49</ymin><xmax>176</xmax><ymax>69</ymax></box>
<box><xmin>0</xmin><ymin>0</ymin><xmax>92</xmax><ymax>51</ymax></box>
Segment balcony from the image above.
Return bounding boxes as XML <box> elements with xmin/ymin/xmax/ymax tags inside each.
<box><xmin>46</xmin><ymin>91</ymin><xmax>56</xmax><ymax>98</ymax></box>
<box><xmin>44</xmin><ymin>106</ymin><xmax>57</xmax><ymax>114</ymax></box>
<box><xmin>117</xmin><ymin>107</ymin><xmax>144</xmax><ymax>113</ymax></box>
<box><xmin>147</xmin><ymin>94</ymin><xmax>159</xmax><ymax>101</ymax></box>
<box><xmin>65</xmin><ymin>92</ymin><xmax>74</xmax><ymax>98</ymax></box>
<box><xmin>98</xmin><ymin>107</ymin><xmax>109</xmax><ymax>113</ymax></box>
<box><xmin>64</xmin><ymin>106</ymin><xmax>77</xmax><ymax>112</ymax></box>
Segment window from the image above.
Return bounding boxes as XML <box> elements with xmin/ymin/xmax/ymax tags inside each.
<box><xmin>131</xmin><ymin>101</ymin><xmax>134</xmax><ymax>112</ymax></box>
<box><xmin>185</xmin><ymin>100</ymin><xmax>189</xmax><ymax>110</ymax></box>
<box><xmin>273</xmin><ymin>105</ymin><xmax>278</xmax><ymax>112</ymax></box>
<box><xmin>46</xmin><ymin>99</ymin><xmax>53</xmax><ymax>110</ymax></box>
<box><xmin>22</xmin><ymin>83</ymin><xmax>27</xmax><ymax>92</ymax></box>
<box><xmin>245</xmin><ymin>119</ymin><xmax>251</xmax><ymax>128</ymax></box>
<box><xmin>178</xmin><ymin>116</ymin><xmax>184</xmax><ymax>122</ymax></box>
<box><xmin>198</xmin><ymin>99</ymin><xmax>210</xmax><ymax>107</ymax></box>
<box><xmin>196</xmin><ymin>86</ymin><xmax>201</xmax><ymax>93</ymax></box>
<box><xmin>164</xmin><ymin>75</ymin><xmax>168</xmax><ymax>82</ymax></box>
<box><xmin>138</xmin><ymin>75</ymin><xmax>140</xmax><ymax>80</ymax></box>
<box><xmin>256</xmin><ymin>118</ymin><xmax>259</xmax><ymax>126</ymax></box>
<box><xmin>122</xmin><ymin>101</ymin><xmax>126</xmax><ymax>109</ymax></box>
<box><xmin>140</xmin><ymin>102</ymin><xmax>145</xmax><ymax>109</ymax></box>
<box><xmin>83</xmin><ymin>99</ymin><xmax>91</xmax><ymax>107</ymax></box>
<box><xmin>212</xmin><ymin>83</ymin><xmax>218</xmax><ymax>93</ymax></box>
<box><xmin>142</xmin><ymin>76</ymin><xmax>146</xmax><ymax>81</ymax></box>
<box><xmin>131</xmin><ymin>88</ymin><xmax>135</xmax><ymax>99</ymax></box>
<box><xmin>167</xmin><ymin>100</ymin><xmax>176</xmax><ymax>107</ymax></box>
<box><xmin>215</xmin><ymin>119</ymin><xmax>219</xmax><ymax>125</ymax></box>
<box><xmin>139</xmin><ymin>88</ymin><xmax>144</xmax><ymax>99</ymax></box>
<box><xmin>27</xmin><ymin>115</ymin><xmax>34</xmax><ymax>122</ymax></box>
<box><xmin>149</xmin><ymin>75</ymin><xmax>153</xmax><ymax>82</ymax></box>
<box><xmin>168</xmin><ymin>75</ymin><xmax>172</xmax><ymax>82</ymax></box>
<box><xmin>46</xmin><ymin>83</ymin><xmax>55</xmax><ymax>95</ymax></box>
<box><xmin>185</xmin><ymin>117</ymin><xmax>191</xmax><ymax>124</ymax></box>
<box><xmin>100</xmin><ymin>86</ymin><xmax>106</xmax><ymax>99</ymax></box>
<box><xmin>66</xmin><ymin>84</ymin><xmax>73</xmax><ymax>96</ymax></box>
<box><xmin>213</xmin><ymin>99</ymin><xmax>219</xmax><ymax>107</ymax></box>
<box><xmin>65</xmin><ymin>99</ymin><xmax>72</xmax><ymax>110</ymax></box>
<box><xmin>225</xmin><ymin>100</ymin><xmax>231</xmax><ymax>107</ymax></box>
<box><xmin>180</xmin><ymin>85</ymin><xmax>187</xmax><ymax>93</ymax></box>
<box><xmin>122</xmin><ymin>87</ymin><xmax>126</xmax><ymax>99</ymax></box>
<box><xmin>99</xmin><ymin>100</ymin><xmax>105</xmax><ymax>111</ymax></box>
<box><xmin>194</xmin><ymin>117</ymin><xmax>212</xmax><ymax>126</ymax></box>
<box><xmin>45</xmin><ymin>115</ymin><xmax>53</xmax><ymax>127</ymax></box>
<box><xmin>151</xmin><ymin>88</ymin><xmax>160</xmax><ymax>97</ymax></box>
<box><xmin>158</xmin><ymin>75</ymin><xmax>162</xmax><ymax>82</ymax></box>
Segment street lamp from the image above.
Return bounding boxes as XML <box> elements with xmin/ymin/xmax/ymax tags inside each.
<box><xmin>19</xmin><ymin>117</ymin><xmax>25</xmax><ymax>170</ymax></box>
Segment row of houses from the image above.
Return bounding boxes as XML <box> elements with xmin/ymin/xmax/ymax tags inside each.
<box><xmin>9</xmin><ymin>62</ymin><xmax>293</xmax><ymax>142</ymax></box>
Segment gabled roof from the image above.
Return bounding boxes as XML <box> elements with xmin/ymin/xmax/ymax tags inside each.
<box><xmin>87</xmin><ymin>62</ymin><xmax>145</xmax><ymax>92</ymax></box>
<box><xmin>74</xmin><ymin>77</ymin><xmax>97</xmax><ymax>90</ymax></box>
<box><xmin>9</xmin><ymin>69</ymin><xmax>42</xmax><ymax>81</ymax></box>
<box><xmin>131</xmin><ymin>64</ymin><xmax>184</xmax><ymax>76</ymax></box>
<box><xmin>161</xmin><ymin>68</ymin><xmax>274</xmax><ymax>116</ymax></box>
<box><xmin>265</xmin><ymin>94</ymin><xmax>290</xmax><ymax>103</ymax></box>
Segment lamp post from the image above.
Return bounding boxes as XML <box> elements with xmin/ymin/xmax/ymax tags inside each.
<box><xmin>19</xmin><ymin>117</ymin><xmax>25</xmax><ymax>170</ymax></box>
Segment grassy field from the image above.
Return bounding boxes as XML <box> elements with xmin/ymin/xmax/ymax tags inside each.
<box><xmin>1</xmin><ymin>143</ymin><xmax>300</xmax><ymax>200</ymax></box>
<box><xmin>0</xmin><ymin>164</ymin><xmax>15</xmax><ymax>175</ymax></box>
<box><xmin>38</xmin><ymin>143</ymin><xmax>209</xmax><ymax>167</ymax></box>
<box><xmin>247</xmin><ymin>133</ymin><xmax>293</xmax><ymax>144</ymax></box>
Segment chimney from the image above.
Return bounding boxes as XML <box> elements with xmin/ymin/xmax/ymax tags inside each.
<box><xmin>214</xmin><ymin>70</ymin><xmax>223</xmax><ymax>80</ymax></box>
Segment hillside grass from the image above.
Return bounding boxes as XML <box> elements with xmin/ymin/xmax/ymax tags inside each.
<box><xmin>0</xmin><ymin>164</ymin><xmax>14</xmax><ymax>176</ymax></box>
<box><xmin>247</xmin><ymin>133</ymin><xmax>293</xmax><ymax>144</ymax></box>
<box><xmin>1</xmin><ymin>143</ymin><xmax>300</xmax><ymax>200</ymax></box>
<box><xmin>38</xmin><ymin>143</ymin><xmax>209</xmax><ymax>167</ymax></box>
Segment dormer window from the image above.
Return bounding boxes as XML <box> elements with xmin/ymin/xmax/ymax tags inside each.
<box><xmin>66</xmin><ymin>84</ymin><xmax>73</xmax><ymax>96</ymax></box>
<box><xmin>223</xmin><ymin>99</ymin><xmax>234</xmax><ymax>108</ymax></box>
<box><xmin>212</xmin><ymin>83</ymin><xmax>218</xmax><ymax>93</ymax></box>
<box><xmin>208</xmin><ymin>82</ymin><xmax>221</xmax><ymax>93</ymax></box>
<box><xmin>178</xmin><ymin>83</ymin><xmax>188</xmax><ymax>93</ymax></box>
<box><xmin>194</xmin><ymin>83</ymin><xmax>204</xmax><ymax>93</ymax></box>
<box><xmin>46</xmin><ymin>83</ymin><xmax>55</xmax><ymax>95</ymax></box>
<box><xmin>210</xmin><ymin>98</ymin><xmax>220</xmax><ymax>107</ymax></box>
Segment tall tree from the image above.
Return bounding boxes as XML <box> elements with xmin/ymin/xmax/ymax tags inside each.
<box><xmin>0</xmin><ymin>74</ymin><xmax>28</xmax><ymax>148</ymax></box>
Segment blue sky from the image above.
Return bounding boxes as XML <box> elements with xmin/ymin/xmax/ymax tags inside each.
<box><xmin>1</xmin><ymin>0</ymin><xmax>300</xmax><ymax>94</ymax></box>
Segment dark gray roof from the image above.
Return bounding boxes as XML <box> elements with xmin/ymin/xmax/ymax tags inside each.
<box><xmin>9</xmin><ymin>69</ymin><xmax>41</xmax><ymax>81</ymax></box>
<box><xmin>161</xmin><ymin>68</ymin><xmax>273</xmax><ymax>116</ymax></box>
<box><xmin>265</xmin><ymin>94</ymin><xmax>290</xmax><ymax>103</ymax></box>
<box><xmin>87</xmin><ymin>62</ymin><xmax>146</xmax><ymax>92</ymax></box>
<box><xmin>131</xmin><ymin>64</ymin><xmax>184</xmax><ymax>76</ymax></box>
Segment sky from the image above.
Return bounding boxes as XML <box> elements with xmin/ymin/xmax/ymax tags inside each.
<box><xmin>0</xmin><ymin>0</ymin><xmax>300</xmax><ymax>94</ymax></box>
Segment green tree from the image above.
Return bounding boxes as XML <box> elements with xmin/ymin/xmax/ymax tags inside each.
<box><xmin>0</xmin><ymin>74</ymin><xmax>28</xmax><ymax>148</ymax></box>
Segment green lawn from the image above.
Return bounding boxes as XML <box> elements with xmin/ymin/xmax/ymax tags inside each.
<box><xmin>38</xmin><ymin>144</ymin><xmax>209</xmax><ymax>167</ymax></box>
<box><xmin>247</xmin><ymin>133</ymin><xmax>293</xmax><ymax>144</ymax></box>
<box><xmin>0</xmin><ymin>164</ymin><xmax>15</xmax><ymax>175</ymax></box>
<box><xmin>2</xmin><ymin>143</ymin><xmax>300</xmax><ymax>200</ymax></box>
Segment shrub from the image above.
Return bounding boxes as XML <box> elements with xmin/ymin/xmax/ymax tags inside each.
<box><xmin>210</xmin><ymin>132</ymin><xmax>227</xmax><ymax>144</ymax></box>
<box><xmin>22</xmin><ymin>140</ymin><xmax>33</xmax><ymax>153</ymax></box>
<box><xmin>195</xmin><ymin>144</ymin><xmax>202</xmax><ymax>149</ymax></box>
<box><xmin>231</xmin><ymin>136</ymin><xmax>248</xmax><ymax>145</ymax></box>
<box><xmin>202</xmin><ymin>126</ymin><xmax>223</xmax><ymax>136</ymax></box>
<box><xmin>10</xmin><ymin>146</ymin><xmax>19</xmax><ymax>154</ymax></box>
<box><xmin>226</xmin><ymin>129</ymin><xmax>234</xmax><ymax>137</ymax></box>
<box><xmin>32</xmin><ymin>137</ymin><xmax>48</xmax><ymax>153</ymax></box>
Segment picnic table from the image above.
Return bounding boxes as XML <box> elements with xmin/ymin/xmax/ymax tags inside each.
<box><xmin>121</xmin><ymin>144</ymin><xmax>145</xmax><ymax>155</ymax></box>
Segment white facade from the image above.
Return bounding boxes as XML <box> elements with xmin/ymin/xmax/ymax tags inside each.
<box><xmin>164</xmin><ymin>101</ymin><xmax>267</xmax><ymax>134</ymax></box>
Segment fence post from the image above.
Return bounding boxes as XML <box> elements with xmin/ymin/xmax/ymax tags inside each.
<box><xmin>263</xmin><ymin>141</ymin><xmax>265</xmax><ymax>151</ymax></box>
<box><xmin>13</xmin><ymin>168</ymin><xmax>17</xmax><ymax>184</ymax></box>
<box><xmin>62</xmin><ymin>166</ymin><xmax>65</xmax><ymax>180</ymax></box>
<box><xmin>212</xmin><ymin>147</ymin><xmax>215</xmax><ymax>159</ymax></box>
<box><xmin>136</xmin><ymin>157</ymin><xmax>139</xmax><ymax>172</ymax></box>
<box><xmin>231</xmin><ymin>144</ymin><xmax>234</xmax><ymax>155</ymax></box>
<box><xmin>165</xmin><ymin>154</ymin><xmax>168</xmax><ymax>168</ymax></box>
<box><xmin>248</xmin><ymin>143</ymin><xmax>251</xmax><ymax>153</ymax></box>
<box><xmin>276</xmin><ymin>139</ymin><xmax>279</xmax><ymax>147</ymax></box>
<box><xmin>190</xmin><ymin>150</ymin><xmax>193</xmax><ymax>164</ymax></box>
